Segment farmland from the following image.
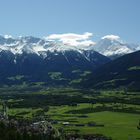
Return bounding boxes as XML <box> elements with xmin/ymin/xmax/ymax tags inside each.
<box><xmin>0</xmin><ymin>86</ymin><xmax>140</xmax><ymax>140</ymax></box>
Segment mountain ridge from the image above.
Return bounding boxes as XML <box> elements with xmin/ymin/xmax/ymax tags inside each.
<box><xmin>0</xmin><ymin>35</ymin><xmax>139</xmax><ymax>59</ymax></box>
<box><xmin>84</xmin><ymin>50</ymin><xmax>140</xmax><ymax>91</ymax></box>
<box><xmin>0</xmin><ymin>36</ymin><xmax>111</xmax><ymax>86</ymax></box>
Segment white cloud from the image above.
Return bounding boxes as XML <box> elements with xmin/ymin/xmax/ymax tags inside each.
<box><xmin>102</xmin><ymin>35</ymin><xmax>120</xmax><ymax>40</ymax></box>
<box><xmin>45</xmin><ymin>32</ymin><xmax>96</xmax><ymax>47</ymax></box>
<box><xmin>65</xmin><ymin>40</ymin><xmax>96</xmax><ymax>47</ymax></box>
<box><xmin>46</xmin><ymin>32</ymin><xmax>92</xmax><ymax>41</ymax></box>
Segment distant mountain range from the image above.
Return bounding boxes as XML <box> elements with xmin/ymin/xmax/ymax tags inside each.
<box><xmin>0</xmin><ymin>35</ymin><xmax>139</xmax><ymax>59</ymax></box>
<box><xmin>0</xmin><ymin>35</ymin><xmax>110</xmax><ymax>86</ymax></box>
<box><xmin>0</xmin><ymin>35</ymin><xmax>140</xmax><ymax>89</ymax></box>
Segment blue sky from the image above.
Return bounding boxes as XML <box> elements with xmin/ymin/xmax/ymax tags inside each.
<box><xmin>0</xmin><ymin>0</ymin><xmax>140</xmax><ymax>43</ymax></box>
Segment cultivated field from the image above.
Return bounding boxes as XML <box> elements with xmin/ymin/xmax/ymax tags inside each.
<box><xmin>0</xmin><ymin>86</ymin><xmax>140</xmax><ymax>140</ymax></box>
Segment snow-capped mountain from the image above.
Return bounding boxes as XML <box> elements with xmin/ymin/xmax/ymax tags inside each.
<box><xmin>0</xmin><ymin>35</ymin><xmax>110</xmax><ymax>86</ymax></box>
<box><xmin>0</xmin><ymin>35</ymin><xmax>139</xmax><ymax>60</ymax></box>
<box><xmin>0</xmin><ymin>34</ymin><xmax>139</xmax><ymax>86</ymax></box>
<box><xmin>0</xmin><ymin>35</ymin><xmax>94</xmax><ymax>57</ymax></box>
<box><xmin>93</xmin><ymin>35</ymin><xmax>140</xmax><ymax>59</ymax></box>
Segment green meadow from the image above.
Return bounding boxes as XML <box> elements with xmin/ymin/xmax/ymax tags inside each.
<box><xmin>0</xmin><ymin>86</ymin><xmax>140</xmax><ymax>140</ymax></box>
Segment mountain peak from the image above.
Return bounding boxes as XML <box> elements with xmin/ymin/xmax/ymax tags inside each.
<box><xmin>93</xmin><ymin>35</ymin><xmax>139</xmax><ymax>59</ymax></box>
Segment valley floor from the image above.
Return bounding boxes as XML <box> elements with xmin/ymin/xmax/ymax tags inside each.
<box><xmin>0</xmin><ymin>86</ymin><xmax>140</xmax><ymax>140</ymax></box>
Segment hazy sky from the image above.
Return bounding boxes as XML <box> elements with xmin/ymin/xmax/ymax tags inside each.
<box><xmin>0</xmin><ymin>0</ymin><xmax>140</xmax><ymax>43</ymax></box>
